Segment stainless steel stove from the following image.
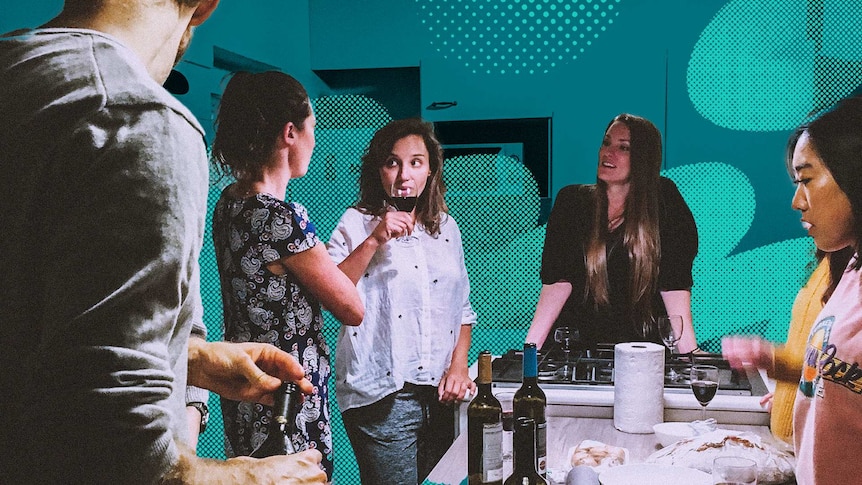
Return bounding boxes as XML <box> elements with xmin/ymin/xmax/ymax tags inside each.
<box><xmin>491</xmin><ymin>344</ymin><xmax>768</xmax><ymax>396</ymax></box>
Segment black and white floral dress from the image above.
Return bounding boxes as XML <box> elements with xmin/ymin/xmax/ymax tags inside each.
<box><xmin>212</xmin><ymin>188</ymin><xmax>333</xmax><ymax>478</ymax></box>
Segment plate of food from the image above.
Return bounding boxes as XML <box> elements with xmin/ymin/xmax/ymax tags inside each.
<box><xmin>645</xmin><ymin>429</ymin><xmax>795</xmax><ymax>485</ymax></box>
<box><xmin>568</xmin><ymin>439</ymin><xmax>628</xmax><ymax>472</ymax></box>
<box><xmin>598</xmin><ymin>463</ymin><xmax>711</xmax><ymax>485</ymax></box>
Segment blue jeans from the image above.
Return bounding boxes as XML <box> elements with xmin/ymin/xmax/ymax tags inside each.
<box><xmin>342</xmin><ymin>384</ymin><xmax>455</xmax><ymax>484</ymax></box>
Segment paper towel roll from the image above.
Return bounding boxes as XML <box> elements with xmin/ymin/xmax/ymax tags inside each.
<box><xmin>613</xmin><ymin>342</ymin><xmax>665</xmax><ymax>434</ymax></box>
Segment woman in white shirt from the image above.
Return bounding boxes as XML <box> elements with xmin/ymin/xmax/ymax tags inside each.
<box><xmin>327</xmin><ymin>118</ymin><xmax>476</xmax><ymax>485</ymax></box>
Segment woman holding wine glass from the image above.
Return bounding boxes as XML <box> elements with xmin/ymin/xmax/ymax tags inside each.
<box><xmin>526</xmin><ymin>113</ymin><xmax>699</xmax><ymax>353</ymax></box>
<box><xmin>327</xmin><ymin>117</ymin><xmax>477</xmax><ymax>485</ymax></box>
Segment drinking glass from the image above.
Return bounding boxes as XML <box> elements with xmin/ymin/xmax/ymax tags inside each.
<box><xmin>658</xmin><ymin>315</ymin><xmax>684</xmax><ymax>382</ymax></box>
<box><xmin>389</xmin><ymin>183</ymin><xmax>417</xmax><ymax>242</ymax></box>
<box><xmin>690</xmin><ymin>364</ymin><xmax>719</xmax><ymax>420</ymax></box>
<box><xmin>553</xmin><ymin>327</ymin><xmax>578</xmax><ymax>380</ymax></box>
<box><xmin>712</xmin><ymin>456</ymin><xmax>758</xmax><ymax>484</ymax></box>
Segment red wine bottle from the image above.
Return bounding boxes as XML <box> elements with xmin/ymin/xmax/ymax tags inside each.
<box><xmin>503</xmin><ymin>417</ymin><xmax>548</xmax><ymax>485</ymax></box>
<box><xmin>513</xmin><ymin>343</ymin><xmax>547</xmax><ymax>478</ymax></box>
<box><xmin>468</xmin><ymin>351</ymin><xmax>504</xmax><ymax>485</ymax></box>
<box><xmin>249</xmin><ymin>381</ymin><xmax>301</xmax><ymax>458</ymax></box>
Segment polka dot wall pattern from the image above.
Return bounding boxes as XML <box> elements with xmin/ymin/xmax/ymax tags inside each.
<box><xmin>418</xmin><ymin>0</ymin><xmax>622</xmax><ymax>75</ymax></box>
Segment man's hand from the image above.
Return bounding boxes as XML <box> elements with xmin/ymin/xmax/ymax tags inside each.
<box><xmin>187</xmin><ymin>339</ymin><xmax>313</xmax><ymax>405</ymax></box>
<box><xmin>222</xmin><ymin>451</ymin><xmax>327</xmax><ymax>484</ymax></box>
<box><xmin>161</xmin><ymin>443</ymin><xmax>326</xmax><ymax>484</ymax></box>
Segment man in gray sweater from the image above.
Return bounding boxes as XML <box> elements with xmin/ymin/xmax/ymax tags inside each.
<box><xmin>0</xmin><ymin>1</ymin><xmax>325</xmax><ymax>483</ymax></box>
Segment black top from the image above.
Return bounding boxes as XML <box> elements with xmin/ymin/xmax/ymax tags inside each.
<box><xmin>539</xmin><ymin>177</ymin><xmax>698</xmax><ymax>350</ymax></box>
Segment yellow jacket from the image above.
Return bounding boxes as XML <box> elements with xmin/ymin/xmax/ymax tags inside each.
<box><xmin>768</xmin><ymin>259</ymin><xmax>829</xmax><ymax>444</ymax></box>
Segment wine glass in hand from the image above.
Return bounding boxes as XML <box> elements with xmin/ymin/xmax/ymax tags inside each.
<box><xmin>553</xmin><ymin>327</ymin><xmax>578</xmax><ymax>380</ymax></box>
<box><xmin>658</xmin><ymin>315</ymin><xmax>684</xmax><ymax>382</ymax></box>
<box><xmin>389</xmin><ymin>183</ymin><xmax>417</xmax><ymax>242</ymax></box>
<box><xmin>690</xmin><ymin>365</ymin><xmax>719</xmax><ymax>420</ymax></box>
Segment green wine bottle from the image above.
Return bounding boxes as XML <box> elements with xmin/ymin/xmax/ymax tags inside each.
<box><xmin>468</xmin><ymin>351</ymin><xmax>504</xmax><ymax>485</ymax></box>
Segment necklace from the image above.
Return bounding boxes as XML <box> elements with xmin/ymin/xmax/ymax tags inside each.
<box><xmin>607</xmin><ymin>205</ymin><xmax>625</xmax><ymax>230</ymax></box>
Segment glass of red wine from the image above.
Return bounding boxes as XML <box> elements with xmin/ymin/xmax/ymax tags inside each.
<box><xmin>690</xmin><ymin>364</ymin><xmax>719</xmax><ymax>420</ymax></box>
<box><xmin>389</xmin><ymin>183</ymin><xmax>417</xmax><ymax>243</ymax></box>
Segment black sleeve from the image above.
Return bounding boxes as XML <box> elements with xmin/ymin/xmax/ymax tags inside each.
<box><xmin>657</xmin><ymin>177</ymin><xmax>698</xmax><ymax>290</ymax></box>
<box><xmin>540</xmin><ymin>185</ymin><xmax>589</xmax><ymax>285</ymax></box>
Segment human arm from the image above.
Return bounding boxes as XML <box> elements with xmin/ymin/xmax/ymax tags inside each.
<box><xmin>657</xmin><ymin>177</ymin><xmax>699</xmax><ymax>353</ymax></box>
<box><xmin>526</xmin><ymin>281</ymin><xmax>574</xmax><ymax>347</ymax></box>
<box><xmin>759</xmin><ymin>392</ymin><xmax>774</xmax><ymax>412</ymax></box>
<box><xmin>186</xmin><ymin>322</ymin><xmax>209</xmax><ymax>449</ymax></box>
<box><xmin>771</xmin><ymin>345</ymin><xmax>806</xmax><ymax>382</ymax></box>
<box><xmin>526</xmin><ymin>186</ymin><xmax>582</xmax><ymax>347</ymax></box>
<box><xmin>16</xmin><ymin>106</ymin><xmax>214</xmax><ymax>483</ymax></box>
<box><xmin>187</xmin><ymin>338</ymin><xmax>314</xmax><ymax>405</ymax></box>
<box><xmin>331</xmin><ymin>211</ymin><xmax>414</xmax><ymax>284</ymax></box>
<box><xmin>159</xmin><ymin>442</ymin><xmax>326</xmax><ymax>484</ymax></box>
<box><xmin>660</xmin><ymin>290</ymin><xmax>698</xmax><ymax>354</ymax></box>
<box><xmin>269</xmin><ymin>243</ymin><xmax>364</xmax><ymax>327</ymax></box>
<box><xmin>721</xmin><ymin>335</ymin><xmax>776</xmax><ymax>373</ymax></box>
<box><xmin>438</xmin><ymin>324</ymin><xmax>476</xmax><ymax>403</ymax></box>
<box><xmin>185</xmin><ymin>405</ymin><xmax>204</xmax><ymax>450</ymax></box>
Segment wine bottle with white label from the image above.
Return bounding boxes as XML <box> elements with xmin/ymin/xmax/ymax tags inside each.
<box><xmin>513</xmin><ymin>343</ymin><xmax>547</xmax><ymax>478</ymax></box>
<box><xmin>468</xmin><ymin>351</ymin><xmax>504</xmax><ymax>485</ymax></box>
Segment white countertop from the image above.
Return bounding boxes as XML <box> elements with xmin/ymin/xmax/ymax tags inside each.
<box><xmin>453</xmin><ymin>364</ymin><xmax>771</xmax><ymax>439</ymax></box>
<box><xmin>428</xmin><ymin>415</ymin><xmax>777</xmax><ymax>485</ymax></box>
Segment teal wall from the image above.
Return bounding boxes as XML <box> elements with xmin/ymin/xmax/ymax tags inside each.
<box><xmin>6</xmin><ymin>1</ymin><xmax>862</xmax><ymax>483</ymax></box>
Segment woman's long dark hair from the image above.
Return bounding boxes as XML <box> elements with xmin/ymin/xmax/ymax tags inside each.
<box><xmin>584</xmin><ymin>114</ymin><xmax>663</xmax><ymax>328</ymax></box>
<box><xmin>786</xmin><ymin>97</ymin><xmax>862</xmax><ymax>298</ymax></box>
<box><xmin>356</xmin><ymin>118</ymin><xmax>448</xmax><ymax>236</ymax></box>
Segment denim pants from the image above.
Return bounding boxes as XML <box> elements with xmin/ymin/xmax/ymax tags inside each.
<box><xmin>342</xmin><ymin>383</ymin><xmax>455</xmax><ymax>484</ymax></box>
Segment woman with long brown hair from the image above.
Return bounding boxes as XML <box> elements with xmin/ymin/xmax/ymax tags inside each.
<box><xmin>327</xmin><ymin>117</ymin><xmax>476</xmax><ymax>484</ymax></box>
<box><xmin>526</xmin><ymin>113</ymin><xmax>699</xmax><ymax>352</ymax></box>
<box><xmin>210</xmin><ymin>71</ymin><xmax>363</xmax><ymax>481</ymax></box>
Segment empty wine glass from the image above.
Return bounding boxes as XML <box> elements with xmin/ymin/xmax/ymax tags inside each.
<box><xmin>690</xmin><ymin>364</ymin><xmax>719</xmax><ymax>420</ymax></box>
<box><xmin>389</xmin><ymin>183</ymin><xmax>417</xmax><ymax>242</ymax></box>
<box><xmin>553</xmin><ymin>327</ymin><xmax>578</xmax><ymax>380</ymax></box>
<box><xmin>658</xmin><ymin>315</ymin><xmax>684</xmax><ymax>382</ymax></box>
<box><xmin>713</xmin><ymin>456</ymin><xmax>758</xmax><ymax>485</ymax></box>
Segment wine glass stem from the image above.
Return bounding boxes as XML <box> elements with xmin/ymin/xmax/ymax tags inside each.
<box><xmin>702</xmin><ymin>405</ymin><xmax>707</xmax><ymax>420</ymax></box>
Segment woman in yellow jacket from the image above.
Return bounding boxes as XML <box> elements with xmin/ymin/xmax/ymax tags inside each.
<box><xmin>722</xmin><ymin>247</ymin><xmax>852</xmax><ymax>443</ymax></box>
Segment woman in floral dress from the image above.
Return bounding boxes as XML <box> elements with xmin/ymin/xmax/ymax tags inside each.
<box><xmin>210</xmin><ymin>71</ymin><xmax>363</xmax><ymax>481</ymax></box>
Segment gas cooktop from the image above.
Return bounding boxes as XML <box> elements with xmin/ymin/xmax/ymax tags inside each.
<box><xmin>491</xmin><ymin>345</ymin><xmax>762</xmax><ymax>396</ymax></box>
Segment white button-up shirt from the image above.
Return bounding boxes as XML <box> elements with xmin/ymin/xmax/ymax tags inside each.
<box><xmin>327</xmin><ymin>208</ymin><xmax>477</xmax><ymax>411</ymax></box>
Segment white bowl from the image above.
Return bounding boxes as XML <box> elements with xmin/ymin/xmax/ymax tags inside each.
<box><xmin>653</xmin><ymin>422</ymin><xmax>697</xmax><ymax>447</ymax></box>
